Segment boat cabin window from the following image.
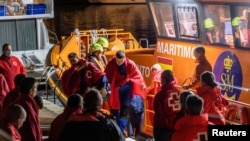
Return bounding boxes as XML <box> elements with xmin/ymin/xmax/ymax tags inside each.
<box><xmin>149</xmin><ymin>0</ymin><xmax>250</xmax><ymax>49</ymax></box>
<box><xmin>233</xmin><ymin>6</ymin><xmax>250</xmax><ymax>48</ymax></box>
<box><xmin>176</xmin><ymin>6</ymin><xmax>199</xmax><ymax>40</ymax></box>
<box><xmin>203</xmin><ymin>5</ymin><xmax>233</xmax><ymax>46</ymax></box>
<box><xmin>149</xmin><ymin>2</ymin><xmax>175</xmax><ymax>37</ymax></box>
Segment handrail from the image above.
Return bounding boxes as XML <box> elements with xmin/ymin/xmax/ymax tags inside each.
<box><xmin>79</xmin><ymin>28</ymin><xmax>124</xmax><ymax>33</ymax></box>
<box><xmin>227</xmin><ymin>99</ymin><xmax>250</xmax><ymax>108</ymax></box>
<box><xmin>217</xmin><ymin>82</ymin><xmax>250</xmax><ymax>92</ymax></box>
<box><xmin>72</xmin><ymin>29</ymin><xmax>125</xmax><ymax>35</ymax></box>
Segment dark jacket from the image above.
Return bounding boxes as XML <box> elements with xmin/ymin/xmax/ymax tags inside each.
<box><xmin>59</xmin><ymin>110</ymin><xmax>125</xmax><ymax>141</ymax></box>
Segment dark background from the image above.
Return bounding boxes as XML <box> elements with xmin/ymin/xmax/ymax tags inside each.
<box><xmin>44</xmin><ymin>3</ymin><xmax>156</xmax><ymax>44</ymax></box>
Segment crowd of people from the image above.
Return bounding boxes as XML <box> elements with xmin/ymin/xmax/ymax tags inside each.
<box><xmin>0</xmin><ymin>40</ymin><xmax>230</xmax><ymax>141</ymax></box>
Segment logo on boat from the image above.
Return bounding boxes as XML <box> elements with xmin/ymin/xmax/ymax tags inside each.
<box><xmin>213</xmin><ymin>51</ymin><xmax>242</xmax><ymax>100</ymax></box>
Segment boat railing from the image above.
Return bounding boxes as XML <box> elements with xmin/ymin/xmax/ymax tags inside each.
<box><xmin>73</xmin><ymin>28</ymin><xmax>124</xmax><ymax>35</ymax></box>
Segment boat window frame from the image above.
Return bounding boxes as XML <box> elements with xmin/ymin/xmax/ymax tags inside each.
<box><xmin>148</xmin><ymin>1</ymin><xmax>176</xmax><ymax>38</ymax></box>
<box><xmin>202</xmin><ymin>4</ymin><xmax>233</xmax><ymax>47</ymax></box>
<box><xmin>230</xmin><ymin>5</ymin><xmax>250</xmax><ymax>49</ymax></box>
<box><xmin>175</xmin><ymin>4</ymin><xmax>201</xmax><ymax>41</ymax></box>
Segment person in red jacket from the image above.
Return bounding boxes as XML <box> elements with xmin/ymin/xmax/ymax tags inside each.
<box><xmin>196</xmin><ymin>71</ymin><xmax>228</xmax><ymax>125</ymax></box>
<box><xmin>0</xmin><ymin>104</ymin><xmax>27</xmax><ymax>141</ymax></box>
<box><xmin>153</xmin><ymin>70</ymin><xmax>181</xmax><ymax>141</ymax></box>
<box><xmin>0</xmin><ymin>44</ymin><xmax>26</xmax><ymax>91</ymax></box>
<box><xmin>183</xmin><ymin>46</ymin><xmax>212</xmax><ymax>89</ymax></box>
<box><xmin>61</xmin><ymin>52</ymin><xmax>109</xmax><ymax>98</ymax></box>
<box><xmin>171</xmin><ymin>95</ymin><xmax>210</xmax><ymax>141</ymax></box>
<box><xmin>3</xmin><ymin>73</ymin><xmax>25</xmax><ymax>109</ymax></box>
<box><xmin>49</xmin><ymin>94</ymin><xmax>83</xmax><ymax>141</ymax></box>
<box><xmin>61</xmin><ymin>52</ymin><xmax>85</xmax><ymax>96</ymax></box>
<box><xmin>10</xmin><ymin>77</ymin><xmax>42</xmax><ymax>141</ymax></box>
<box><xmin>172</xmin><ymin>90</ymin><xmax>195</xmax><ymax>127</ymax></box>
<box><xmin>105</xmin><ymin>50</ymin><xmax>146</xmax><ymax>138</ymax></box>
<box><xmin>146</xmin><ymin>63</ymin><xmax>163</xmax><ymax>94</ymax></box>
<box><xmin>0</xmin><ymin>73</ymin><xmax>9</xmax><ymax>112</ymax></box>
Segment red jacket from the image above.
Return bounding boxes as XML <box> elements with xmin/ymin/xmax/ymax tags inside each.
<box><xmin>171</xmin><ymin>114</ymin><xmax>209</xmax><ymax>141</ymax></box>
<box><xmin>61</xmin><ymin>59</ymin><xmax>105</xmax><ymax>96</ymax></box>
<box><xmin>153</xmin><ymin>82</ymin><xmax>181</xmax><ymax>130</ymax></box>
<box><xmin>0</xmin><ymin>55</ymin><xmax>26</xmax><ymax>90</ymax></box>
<box><xmin>197</xmin><ymin>86</ymin><xmax>227</xmax><ymax>125</ymax></box>
<box><xmin>0</xmin><ymin>74</ymin><xmax>9</xmax><ymax>112</ymax></box>
<box><xmin>3</xmin><ymin>88</ymin><xmax>20</xmax><ymax>109</ymax></box>
<box><xmin>61</xmin><ymin>63</ymin><xmax>82</xmax><ymax>96</ymax></box>
<box><xmin>81</xmin><ymin>62</ymin><xmax>105</xmax><ymax>87</ymax></box>
<box><xmin>105</xmin><ymin>57</ymin><xmax>146</xmax><ymax>109</ymax></box>
<box><xmin>147</xmin><ymin>69</ymin><xmax>162</xmax><ymax>94</ymax></box>
<box><xmin>190</xmin><ymin>56</ymin><xmax>212</xmax><ymax>89</ymax></box>
<box><xmin>13</xmin><ymin>95</ymin><xmax>42</xmax><ymax>141</ymax></box>
<box><xmin>0</xmin><ymin>121</ymin><xmax>21</xmax><ymax>141</ymax></box>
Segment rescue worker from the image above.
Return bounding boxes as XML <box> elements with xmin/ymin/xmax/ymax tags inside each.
<box><xmin>153</xmin><ymin>70</ymin><xmax>181</xmax><ymax>141</ymax></box>
<box><xmin>204</xmin><ymin>18</ymin><xmax>226</xmax><ymax>45</ymax></box>
<box><xmin>59</xmin><ymin>89</ymin><xmax>125</xmax><ymax>141</ymax></box>
<box><xmin>62</xmin><ymin>52</ymin><xmax>110</xmax><ymax>100</ymax></box>
<box><xmin>105</xmin><ymin>50</ymin><xmax>146</xmax><ymax>138</ymax></box>
<box><xmin>88</xmin><ymin>42</ymin><xmax>111</xmax><ymax>110</ymax></box>
<box><xmin>171</xmin><ymin>95</ymin><xmax>211</xmax><ymax>141</ymax></box>
<box><xmin>96</xmin><ymin>37</ymin><xmax>109</xmax><ymax>51</ymax></box>
<box><xmin>182</xmin><ymin>46</ymin><xmax>212</xmax><ymax>90</ymax></box>
<box><xmin>232</xmin><ymin>16</ymin><xmax>250</xmax><ymax>47</ymax></box>
<box><xmin>0</xmin><ymin>43</ymin><xmax>26</xmax><ymax>91</ymax></box>
<box><xmin>96</xmin><ymin>37</ymin><xmax>109</xmax><ymax>66</ymax></box>
<box><xmin>232</xmin><ymin>17</ymin><xmax>241</xmax><ymax>47</ymax></box>
<box><xmin>146</xmin><ymin>63</ymin><xmax>163</xmax><ymax>94</ymax></box>
<box><xmin>88</xmin><ymin>43</ymin><xmax>106</xmax><ymax>72</ymax></box>
<box><xmin>172</xmin><ymin>90</ymin><xmax>195</xmax><ymax>128</ymax></box>
<box><xmin>196</xmin><ymin>71</ymin><xmax>229</xmax><ymax>125</ymax></box>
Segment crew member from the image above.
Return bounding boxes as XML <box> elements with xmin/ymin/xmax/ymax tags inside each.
<box><xmin>153</xmin><ymin>70</ymin><xmax>181</xmax><ymax>141</ymax></box>
<box><xmin>0</xmin><ymin>43</ymin><xmax>26</xmax><ymax>90</ymax></box>
<box><xmin>183</xmin><ymin>46</ymin><xmax>212</xmax><ymax>90</ymax></box>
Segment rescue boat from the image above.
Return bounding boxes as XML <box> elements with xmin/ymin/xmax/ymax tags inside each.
<box><xmin>44</xmin><ymin>28</ymin><xmax>154</xmax><ymax>105</ymax></box>
<box><xmin>44</xmin><ymin>0</ymin><xmax>250</xmax><ymax>138</ymax></box>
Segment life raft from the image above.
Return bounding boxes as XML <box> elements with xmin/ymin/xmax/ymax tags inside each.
<box><xmin>6</xmin><ymin>0</ymin><xmax>24</xmax><ymax>16</ymax></box>
<box><xmin>224</xmin><ymin>104</ymin><xmax>249</xmax><ymax>125</ymax></box>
